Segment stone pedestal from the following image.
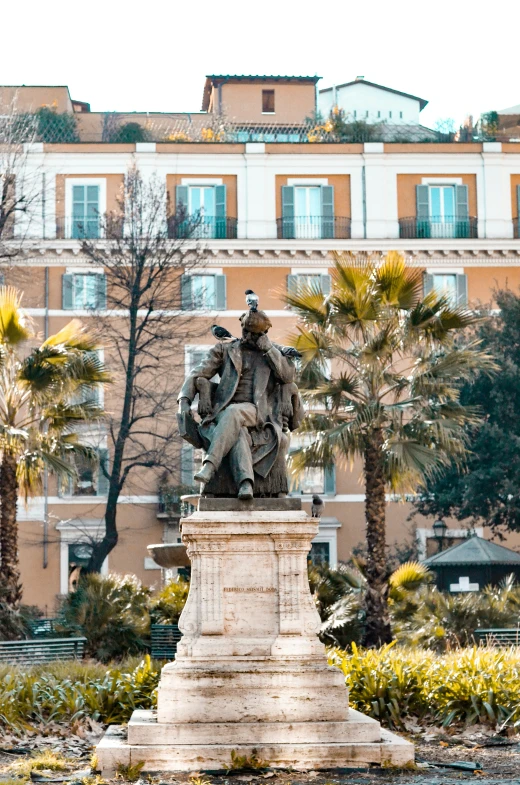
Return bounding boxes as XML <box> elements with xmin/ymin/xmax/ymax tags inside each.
<box><xmin>96</xmin><ymin>501</ymin><xmax>413</xmax><ymax>773</ymax></box>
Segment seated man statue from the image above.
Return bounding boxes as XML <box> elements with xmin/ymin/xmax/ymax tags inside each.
<box><xmin>177</xmin><ymin>308</ymin><xmax>303</xmax><ymax>500</ymax></box>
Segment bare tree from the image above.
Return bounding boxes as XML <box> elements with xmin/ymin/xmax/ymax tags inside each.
<box><xmin>0</xmin><ymin>95</ymin><xmax>44</xmax><ymax>260</ymax></box>
<box><xmin>80</xmin><ymin>165</ymin><xmax>209</xmax><ymax>572</ymax></box>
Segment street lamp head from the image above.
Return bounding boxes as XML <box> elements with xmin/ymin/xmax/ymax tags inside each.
<box><xmin>433</xmin><ymin>518</ymin><xmax>448</xmax><ymax>539</ymax></box>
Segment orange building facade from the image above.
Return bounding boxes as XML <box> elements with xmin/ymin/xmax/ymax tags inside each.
<box><xmin>3</xmin><ymin>79</ymin><xmax>520</xmax><ymax>610</ymax></box>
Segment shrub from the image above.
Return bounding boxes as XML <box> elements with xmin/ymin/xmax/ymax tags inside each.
<box><xmin>0</xmin><ymin>655</ymin><xmax>159</xmax><ymax>732</ymax></box>
<box><xmin>109</xmin><ymin>122</ymin><xmax>148</xmax><ymax>143</ymax></box>
<box><xmin>331</xmin><ymin>643</ymin><xmax>520</xmax><ymax>729</ymax></box>
<box><xmin>0</xmin><ymin>583</ymin><xmax>40</xmax><ymax>641</ymax></box>
<box><xmin>57</xmin><ymin>573</ymin><xmax>150</xmax><ymax>662</ymax></box>
<box><xmin>35</xmin><ymin>107</ymin><xmax>80</xmax><ymax>143</ymax></box>
<box><xmin>150</xmin><ymin>577</ymin><xmax>189</xmax><ymax>625</ymax></box>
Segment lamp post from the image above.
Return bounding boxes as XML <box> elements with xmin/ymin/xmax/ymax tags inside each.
<box><xmin>433</xmin><ymin>518</ymin><xmax>448</xmax><ymax>553</ymax></box>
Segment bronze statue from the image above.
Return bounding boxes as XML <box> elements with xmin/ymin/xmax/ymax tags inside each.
<box><xmin>177</xmin><ymin>299</ymin><xmax>304</xmax><ymax>499</ymax></box>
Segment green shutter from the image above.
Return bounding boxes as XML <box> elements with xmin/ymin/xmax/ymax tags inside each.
<box><xmin>423</xmin><ymin>273</ymin><xmax>434</xmax><ymax>297</ymax></box>
<box><xmin>215</xmin><ymin>185</ymin><xmax>227</xmax><ymax>239</ymax></box>
<box><xmin>456</xmin><ymin>274</ymin><xmax>468</xmax><ymax>306</ymax></box>
<box><xmin>62</xmin><ymin>273</ymin><xmax>74</xmax><ymax>309</ymax></box>
<box><xmin>455</xmin><ymin>184</ymin><xmax>469</xmax><ymax>238</ymax></box>
<box><xmin>455</xmin><ymin>185</ymin><xmax>469</xmax><ymax>220</ymax></box>
<box><xmin>281</xmin><ymin>186</ymin><xmax>295</xmax><ymax>238</ymax></box>
<box><xmin>287</xmin><ymin>274</ymin><xmax>299</xmax><ymax>296</ymax></box>
<box><xmin>517</xmin><ymin>185</ymin><xmax>520</xmax><ymax>218</ymax></box>
<box><xmin>176</xmin><ymin>185</ymin><xmax>189</xmax><ymax>214</ymax></box>
<box><xmin>416</xmin><ymin>185</ymin><xmax>430</xmax><ymax>238</ymax></box>
<box><xmin>324</xmin><ymin>464</ymin><xmax>336</xmax><ymax>495</ymax></box>
<box><xmin>181</xmin><ymin>443</ymin><xmax>194</xmax><ymax>488</ymax></box>
<box><xmin>214</xmin><ymin>274</ymin><xmax>226</xmax><ymax>310</ymax></box>
<box><xmin>321</xmin><ymin>274</ymin><xmax>332</xmax><ymax>296</ymax></box>
<box><xmin>97</xmin><ymin>448</ymin><xmax>110</xmax><ymax>496</ymax></box>
<box><xmin>181</xmin><ymin>274</ymin><xmax>193</xmax><ymax>310</ymax></box>
<box><xmin>321</xmin><ymin>185</ymin><xmax>334</xmax><ymax>239</ymax></box>
<box><xmin>96</xmin><ymin>274</ymin><xmax>107</xmax><ymax>309</ymax></box>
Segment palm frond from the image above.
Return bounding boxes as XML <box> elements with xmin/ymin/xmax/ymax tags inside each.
<box><xmin>42</xmin><ymin>319</ymin><xmax>99</xmax><ymax>351</ymax></box>
<box><xmin>0</xmin><ymin>286</ymin><xmax>33</xmax><ymax>345</ymax></box>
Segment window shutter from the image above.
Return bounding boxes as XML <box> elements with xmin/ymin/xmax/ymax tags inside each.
<box><xmin>416</xmin><ymin>185</ymin><xmax>429</xmax><ymax>220</ymax></box>
<box><xmin>455</xmin><ymin>185</ymin><xmax>469</xmax><ymax>220</ymax></box>
<box><xmin>96</xmin><ymin>274</ymin><xmax>107</xmax><ymax>309</ymax></box>
<box><xmin>215</xmin><ymin>184</ymin><xmax>227</xmax><ymax>239</ymax></box>
<box><xmin>517</xmin><ymin>185</ymin><xmax>520</xmax><ymax>217</ymax></box>
<box><xmin>176</xmin><ymin>185</ymin><xmax>189</xmax><ymax>213</ymax></box>
<box><xmin>181</xmin><ymin>274</ymin><xmax>193</xmax><ymax>310</ymax></box>
<box><xmin>97</xmin><ymin>448</ymin><xmax>110</xmax><ymax>496</ymax></box>
<box><xmin>287</xmin><ymin>274</ymin><xmax>299</xmax><ymax>296</ymax></box>
<box><xmin>423</xmin><ymin>272</ymin><xmax>434</xmax><ymax>297</ymax></box>
<box><xmin>214</xmin><ymin>274</ymin><xmax>226</xmax><ymax>310</ymax></box>
<box><xmin>321</xmin><ymin>274</ymin><xmax>332</xmax><ymax>296</ymax></box>
<box><xmin>281</xmin><ymin>186</ymin><xmax>295</xmax><ymax>239</ymax></box>
<box><xmin>324</xmin><ymin>464</ymin><xmax>336</xmax><ymax>495</ymax></box>
<box><xmin>320</xmin><ymin>185</ymin><xmax>335</xmax><ymax>239</ymax></box>
<box><xmin>455</xmin><ymin>185</ymin><xmax>469</xmax><ymax>238</ymax></box>
<box><xmin>181</xmin><ymin>443</ymin><xmax>194</xmax><ymax>488</ymax></box>
<box><xmin>62</xmin><ymin>273</ymin><xmax>74</xmax><ymax>309</ymax></box>
<box><xmin>416</xmin><ymin>185</ymin><xmax>430</xmax><ymax>238</ymax></box>
<box><xmin>456</xmin><ymin>274</ymin><xmax>468</xmax><ymax>306</ymax></box>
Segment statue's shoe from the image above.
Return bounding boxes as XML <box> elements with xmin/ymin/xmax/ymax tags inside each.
<box><xmin>237</xmin><ymin>480</ymin><xmax>254</xmax><ymax>500</ymax></box>
<box><xmin>194</xmin><ymin>462</ymin><xmax>215</xmax><ymax>484</ymax></box>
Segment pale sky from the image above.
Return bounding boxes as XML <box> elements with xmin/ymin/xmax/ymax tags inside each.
<box><xmin>2</xmin><ymin>0</ymin><xmax>516</xmax><ymax>129</ymax></box>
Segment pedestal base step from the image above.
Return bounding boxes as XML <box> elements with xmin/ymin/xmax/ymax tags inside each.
<box><xmin>96</xmin><ymin>712</ymin><xmax>414</xmax><ymax>774</ymax></box>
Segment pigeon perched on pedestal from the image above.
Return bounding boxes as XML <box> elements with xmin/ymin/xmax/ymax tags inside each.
<box><xmin>245</xmin><ymin>289</ymin><xmax>259</xmax><ymax>311</ymax></box>
<box><xmin>211</xmin><ymin>324</ymin><xmax>234</xmax><ymax>341</ymax></box>
<box><xmin>311</xmin><ymin>495</ymin><xmax>324</xmax><ymax>519</ymax></box>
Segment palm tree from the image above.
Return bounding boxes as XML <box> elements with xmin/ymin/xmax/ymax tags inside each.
<box><xmin>286</xmin><ymin>252</ymin><xmax>495</xmax><ymax>646</ymax></box>
<box><xmin>0</xmin><ymin>286</ymin><xmax>109</xmax><ymax>609</ymax></box>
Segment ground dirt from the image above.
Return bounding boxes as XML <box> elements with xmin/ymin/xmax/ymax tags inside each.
<box><xmin>0</xmin><ymin>727</ymin><xmax>519</xmax><ymax>785</ymax></box>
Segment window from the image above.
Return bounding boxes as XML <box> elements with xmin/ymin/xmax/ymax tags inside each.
<box><xmin>287</xmin><ymin>273</ymin><xmax>332</xmax><ymax>296</ymax></box>
<box><xmin>399</xmin><ymin>111</ymin><xmax>403</xmax><ymax>119</ymax></box>
<box><xmin>175</xmin><ymin>184</ymin><xmax>227</xmax><ymax>239</ymax></box>
<box><xmin>181</xmin><ymin>274</ymin><xmax>226</xmax><ymax>310</ymax></box>
<box><xmin>377</xmin><ymin>110</ymin><xmax>381</xmax><ymax>118</ymax></box>
<box><xmin>353</xmin><ymin>110</ymin><xmax>357</xmax><ymax>118</ymax></box>
<box><xmin>365</xmin><ymin>110</ymin><xmax>369</xmax><ymax>118</ymax></box>
<box><xmin>60</xmin><ymin>448</ymin><xmax>109</xmax><ymax>497</ymax></box>
<box><xmin>62</xmin><ymin>272</ymin><xmax>107</xmax><ymax>310</ymax></box>
<box><xmin>262</xmin><ymin>90</ymin><xmax>275</xmax><ymax>113</ymax></box>
<box><xmin>71</xmin><ymin>350</ymin><xmax>103</xmax><ymax>407</ymax></box>
<box><xmin>71</xmin><ymin>185</ymin><xmax>100</xmax><ymax>239</ymax></box>
<box><xmin>423</xmin><ymin>272</ymin><xmax>468</xmax><ymax>306</ymax></box>
<box><xmin>281</xmin><ymin>185</ymin><xmax>335</xmax><ymax>239</ymax></box>
<box><xmin>289</xmin><ymin>454</ymin><xmax>335</xmax><ymax>496</ymax></box>
<box><xmin>416</xmin><ymin>184</ymin><xmax>471</xmax><ymax>239</ymax></box>
<box><xmin>389</xmin><ymin>111</ymin><xmax>392</xmax><ymax>119</ymax></box>
<box><xmin>309</xmin><ymin>542</ymin><xmax>330</xmax><ymax>566</ymax></box>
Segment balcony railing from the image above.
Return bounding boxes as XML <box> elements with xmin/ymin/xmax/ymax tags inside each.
<box><xmin>169</xmin><ymin>215</ymin><xmax>238</xmax><ymax>240</ymax></box>
<box><xmin>399</xmin><ymin>216</ymin><xmax>478</xmax><ymax>239</ymax></box>
<box><xmin>276</xmin><ymin>216</ymin><xmax>351</xmax><ymax>240</ymax></box>
<box><xmin>55</xmin><ymin>217</ymin><xmax>103</xmax><ymax>240</ymax></box>
<box><xmin>514</xmin><ymin>219</ymin><xmax>520</xmax><ymax>239</ymax></box>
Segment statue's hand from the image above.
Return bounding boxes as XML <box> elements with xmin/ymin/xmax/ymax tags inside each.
<box><xmin>178</xmin><ymin>397</ymin><xmax>192</xmax><ymax>415</ymax></box>
<box><xmin>198</xmin><ymin>399</ymin><xmax>213</xmax><ymax>419</ymax></box>
<box><xmin>256</xmin><ymin>334</ymin><xmax>272</xmax><ymax>352</ymax></box>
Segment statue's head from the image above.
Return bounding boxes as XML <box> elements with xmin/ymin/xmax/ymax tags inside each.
<box><xmin>239</xmin><ymin>310</ymin><xmax>272</xmax><ymax>343</ymax></box>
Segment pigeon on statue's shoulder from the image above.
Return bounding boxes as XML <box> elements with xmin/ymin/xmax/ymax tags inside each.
<box><xmin>211</xmin><ymin>324</ymin><xmax>234</xmax><ymax>341</ymax></box>
<box><xmin>311</xmin><ymin>495</ymin><xmax>324</xmax><ymax>518</ymax></box>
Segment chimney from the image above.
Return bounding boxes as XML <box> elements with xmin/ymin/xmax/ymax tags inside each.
<box><xmin>355</xmin><ymin>75</ymin><xmax>365</xmax><ymax>81</ymax></box>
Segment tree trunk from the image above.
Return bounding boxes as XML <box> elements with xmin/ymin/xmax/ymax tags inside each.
<box><xmin>363</xmin><ymin>429</ymin><xmax>392</xmax><ymax>647</ymax></box>
<box><xmin>0</xmin><ymin>451</ymin><xmax>22</xmax><ymax>609</ymax></box>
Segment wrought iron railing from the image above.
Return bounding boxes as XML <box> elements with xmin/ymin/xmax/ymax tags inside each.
<box><xmin>399</xmin><ymin>216</ymin><xmax>478</xmax><ymax>239</ymax></box>
<box><xmin>276</xmin><ymin>216</ymin><xmax>351</xmax><ymax>240</ymax></box>
<box><xmin>169</xmin><ymin>215</ymin><xmax>238</xmax><ymax>240</ymax></box>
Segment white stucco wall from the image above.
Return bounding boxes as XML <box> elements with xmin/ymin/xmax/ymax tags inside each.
<box><xmin>319</xmin><ymin>81</ymin><xmax>422</xmax><ymax>124</ymax></box>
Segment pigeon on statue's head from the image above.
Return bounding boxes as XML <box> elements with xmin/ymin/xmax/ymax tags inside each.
<box><xmin>245</xmin><ymin>290</ymin><xmax>259</xmax><ymax>311</ymax></box>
